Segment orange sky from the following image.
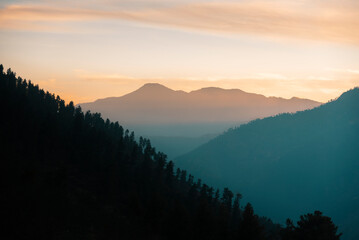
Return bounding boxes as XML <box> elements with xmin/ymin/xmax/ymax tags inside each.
<box><xmin>1</xmin><ymin>0</ymin><xmax>359</xmax><ymax>104</ymax></box>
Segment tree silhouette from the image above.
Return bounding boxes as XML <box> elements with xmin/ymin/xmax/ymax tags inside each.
<box><xmin>0</xmin><ymin>65</ymin><xmax>340</xmax><ymax>240</ymax></box>
<box><xmin>296</xmin><ymin>211</ymin><xmax>342</xmax><ymax>240</ymax></box>
<box><xmin>282</xmin><ymin>211</ymin><xmax>342</xmax><ymax>240</ymax></box>
<box><xmin>238</xmin><ymin>203</ymin><xmax>265</xmax><ymax>240</ymax></box>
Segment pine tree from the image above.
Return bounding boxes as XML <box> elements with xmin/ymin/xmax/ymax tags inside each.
<box><xmin>238</xmin><ymin>203</ymin><xmax>265</xmax><ymax>240</ymax></box>
<box><xmin>295</xmin><ymin>211</ymin><xmax>342</xmax><ymax>240</ymax></box>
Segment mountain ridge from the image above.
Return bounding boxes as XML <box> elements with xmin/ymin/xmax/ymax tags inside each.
<box><xmin>175</xmin><ymin>87</ymin><xmax>359</xmax><ymax>240</ymax></box>
<box><xmin>2</xmin><ymin>65</ymin><xmax>290</xmax><ymax>239</ymax></box>
<box><xmin>79</xmin><ymin>83</ymin><xmax>321</xmax><ymax>130</ymax></box>
<box><xmin>82</xmin><ymin>83</ymin><xmax>320</xmax><ymax>104</ymax></box>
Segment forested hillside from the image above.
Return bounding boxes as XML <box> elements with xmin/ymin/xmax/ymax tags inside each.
<box><xmin>176</xmin><ymin>87</ymin><xmax>359</xmax><ymax>239</ymax></box>
<box><xmin>0</xmin><ymin>65</ymin><xmax>340</xmax><ymax>239</ymax></box>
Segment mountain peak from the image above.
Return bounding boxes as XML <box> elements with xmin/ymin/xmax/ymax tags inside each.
<box><xmin>140</xmin><ymin>83</ymin><xmax>172</xmax><ymax>90</ymax></box>
<box><xmin>200</xmin><ymin>87</ymin><xmax>223</xmax><ymax>91</ymax></box>
<box><xmin>132</xmin><ymin>83</ymin><xmax>177</xmax><ymax>95</ymax></box>
<box><xmin>191</xmin><ymin>87</ymin><xmax>245</xmax><ymax>94</ymax></box>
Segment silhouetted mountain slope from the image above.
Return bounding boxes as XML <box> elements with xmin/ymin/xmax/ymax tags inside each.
<box><xmin>1</xmin><ymin>66</ymin><xmax>287</xmax><ymax>239</ymax></box>
<box><xmin>176</xmin><ymin>88</ymin><xmax>359</xmax><ymax>240</ymax></box>
<box><xmin>0</xmin><ymin>65</ymin><xmax>342</xmax><ymax>240</ymax></box>
<box><xmin>79</xmin><ymin>83</ymin><xmax>321</xmax><ymax>135</ymax></box>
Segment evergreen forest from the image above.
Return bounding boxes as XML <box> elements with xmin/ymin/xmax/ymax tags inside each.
<box><xmin>1</xmin><ymin>65</ymin><xmax>341</xmax><ymax>239</ymax></box>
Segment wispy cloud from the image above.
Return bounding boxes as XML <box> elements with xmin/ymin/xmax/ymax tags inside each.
<box><xmin>1</xmin><ymin>1</ymin><xmax>359</xmax><ymax>45</ymax></box>
<box><xmin>307</xmin><ymin>76</ymin><xmax>334</xmax><ymax>81</ymax></box>
<box><xmin>328</xmin><ymin>68</ymin><xmax>359</xmax><ymax>74</ymax></box>
<box><xmin>253</xmin><ymin>73</ymin><xmax>289</xmax><ymax>80</ymax></box>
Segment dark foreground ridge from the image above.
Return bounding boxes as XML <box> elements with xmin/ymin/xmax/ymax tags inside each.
<box><xmin>1</xmin><ymin>65</ymin><xmax>341</xmax><ymax>239</ymax></box>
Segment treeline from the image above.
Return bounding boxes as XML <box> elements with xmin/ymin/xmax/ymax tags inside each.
<box><xmin>0</xmin><ymin>65</ymin><xmax>340</xmax><ymax>239</ymax></box>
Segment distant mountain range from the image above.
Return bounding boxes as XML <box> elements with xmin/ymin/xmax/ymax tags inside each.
<box><xmin>175</xmin><ymin>88</ymin><xmax>359</xmax><ymax>240</ymax></box>
<box><xmin>2</xmin><ymin>66</ymin><xmax>345</xmax><ymax>239</ymax></box>
<box><xmin>3</xmin><ymin>66</ymin><xmax>291</xmax><ymax>239</ymax></box>
<box><xmin>79</xmin><ymin>83</ymin><xmax>321</xmax><ymax>137</ymax></box>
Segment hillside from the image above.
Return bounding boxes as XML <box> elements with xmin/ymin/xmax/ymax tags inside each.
<box><xmin>149</xmin><ymin>133</ymin><xmax>218</xmax><ymax>159</ymax></box>
<box><xmin>1</xmin><ymin>65</ymin><xmax>343</xmax><ymax>239</ymax></box>
<box><xmin>176</xmin><ymin>88</ymin><xmax>359</xmax><ymax>240</ymax></box>
<box><xmin>79</xmin><ymin>83</ymin><xmax>321</xmax><ymax>137</ymax></box>
<box><xmin>0</xmin><ymin>66</ymin><xmax>283</xmax><ymax>239</ymax></box>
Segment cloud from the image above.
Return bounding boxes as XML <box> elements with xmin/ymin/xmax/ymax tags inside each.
<box><xmin>253</xmin><ymin>73</ymin><xmax>289</xmax><ymax>80</ymax></box>
<box><xmin>328</xmin><ymin>68</ymin><xmax>359</xmax><ymax>74</ymax></box>
<box><xmin>1</xmin><ymin>1</ymin><xmax>359</xmax><ymax>45</ymax></box>
<box><xmin>307</xmin><ymin>76</ymin><xmax>334</xmax><ymax>81</ymax></box>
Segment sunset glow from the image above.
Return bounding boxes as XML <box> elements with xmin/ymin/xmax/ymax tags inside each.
<box><xmin>1</xmin><ymin>0</ymin><xmax>358</xmax><ymax>103</ymax></box>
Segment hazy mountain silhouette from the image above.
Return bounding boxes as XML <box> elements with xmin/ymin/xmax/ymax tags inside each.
<box><xmin>1</xmin><ymin>66</ymin><xmax>279</xmax><ymax>239</ymax></box>
<box><xmin>79</xmin><ymin>83</ymin><xmax>321</xmax><ymax>157</ymax></box>
<box><xmin>176</xmin><ymin>88</ymin><xmax>359</xmax><ymax>240</ymax></box>
<box><xmin>79</xmin><ymin>83</ymin><xmax>321</xmax><ymax>137</ymax></box>
<box><xmin>149</xmin><ymin>133</ymin><xmax>218</xmax><ymax>159</ymax></box>
<box><xmin>1</xmin><ymin>65</ymin><xmax>342</xmax><ymax>240</ymax></box>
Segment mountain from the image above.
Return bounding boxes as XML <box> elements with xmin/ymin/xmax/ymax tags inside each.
<box><xmin>176</xmin><ymin>88</ymin><xmax>359</xmax><ymax>240</ymax></box>
<box><xmin>149</xmin><ymin>133</ymin><xmax>218</xmax><ymax>159</ymax></box>
<box><xmin>79</xmin><ymin>83</ymin><xmax>321</xmax><ymax>137</ymax></box>
<box><xmin>79</xmin><ymin>83</ymin><xmax>321</xmax><ymax>158</ymax></box>
<box><xmin>1</xmin><ymin>66</ymin><xmax>284</xmax><ymax>239</ymax></box>
<box><xmin>1</xmin><ymin>65</ymin><xmax>342</xmax><ymax>240</ymax></box>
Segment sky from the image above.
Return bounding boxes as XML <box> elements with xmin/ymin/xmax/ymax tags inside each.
<box><xmin>1</xmin><ymin>0</ymin><xmax>359</xmax><ymax>104</ymax></box>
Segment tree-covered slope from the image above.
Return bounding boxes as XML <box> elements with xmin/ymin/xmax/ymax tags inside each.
<box><xmin>0</xmin><ymin>66</ymin><xmax>282</xmax><ymax>239</ymax></box>
<box><xmin>0</xmin><ymin>65</ymin><xmax>342</xmax><ymax>240</ymax></box>
<box><xmin>176</xmin><ymin>88</ymin><xmax>359</xmax><ymax>239</ymax></box>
